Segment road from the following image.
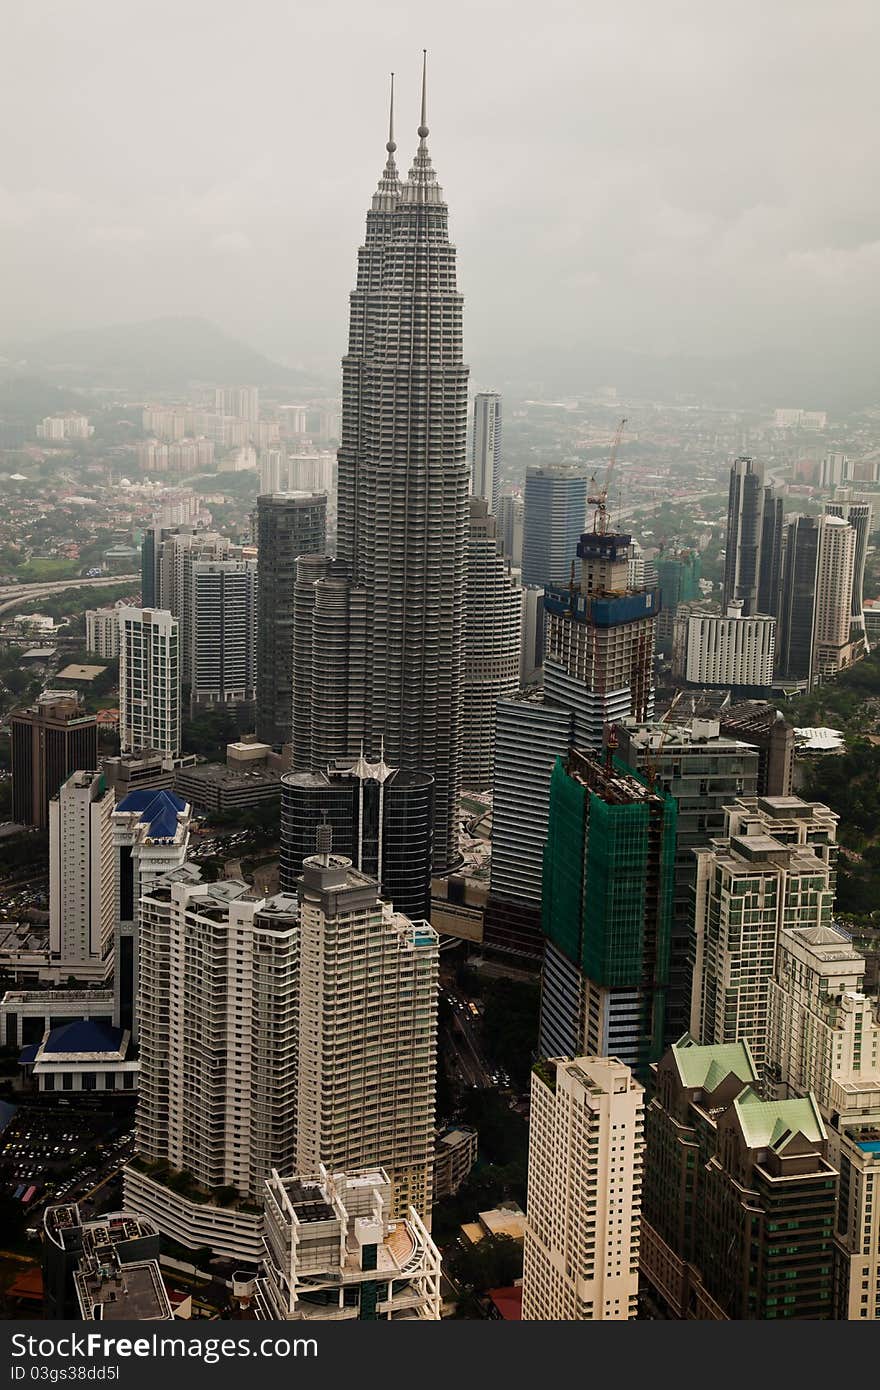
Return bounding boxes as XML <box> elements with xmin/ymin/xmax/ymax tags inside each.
<box><xmin>0</xmin><ymin>574</ymin><xmax>139</xmax><ymax>617</ymax></box>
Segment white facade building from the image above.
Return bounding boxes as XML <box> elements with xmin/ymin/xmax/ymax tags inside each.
<box><xmin>295</xmin><ymin>850</ymin><xmax>438</xmax><ymax>1223</ymax></box>
<box><xmin>684</xmin><ymin>603</ymin><xmax>776</xmax><ymax>688</ymax></box>
<box><xmin>256</xmin><ymin>1166</ymin><xmax>441</xmax><ymax>1321</ymax></box>
<box><xmin>767</xmin><ymin>922</ymin><xmax>880</xmax><ymax>1321</ymax></box>
<box><xmin>462</xmin><ymin>498</ymin><xmax>523</xmax><ymax>789</ymax></box>
<box><xmin>259</xmin><ymin>450</ymin><xmax>335</xmax><ymax>496</ymax></box>
<box><xmin>131</xmin><ymin>877</ymin><xmax>299</xmax><ymax>1199</ymax></box>
<box><xmin>522</xmin><ymin>1055</ymin><xmax>644</xmax><ymax>1321</ymax></box>
<box><xmin>48</xmin><ymin>771</ymin><xmax>115</xmax><ymax>983</ymax></box>
<box><xmin>85</xmin><ymin>607</ymin><xmax>121</xmax><ymax>659</ymax></box>
<box><xmin>118</xmin><ymin>607</ymin><xmax>180</xmax><ymax>758</ymax></box>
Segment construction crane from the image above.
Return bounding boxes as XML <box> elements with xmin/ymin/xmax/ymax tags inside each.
<box><xmin>588</xmin><ymin>415</ymin><xmax>627</xmax><ymax>535</ymax></box>
<box><xmin>643</xmin><ymin>688</ymin><xmax>684</xmax><ymax>791</ymax></box>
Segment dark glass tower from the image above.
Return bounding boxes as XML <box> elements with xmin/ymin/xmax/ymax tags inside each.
<box><xmin>335</xmin><ymin>61</ymin><xmax>469</xmax><ymax>870</ymax></box>
<box><xmin>280</xmin><ymin>757</ymin><xmax>433</xmax><ymax>921</ymax></box>
<box><xmin>723</xmin><ymin>457</ymin><xmax>782</xmax><ymax>617</ymax></box>
<box><xmin>255</xmin><ymin>492</ymin><xmax>327</xmax><ymax>747</ymax></box>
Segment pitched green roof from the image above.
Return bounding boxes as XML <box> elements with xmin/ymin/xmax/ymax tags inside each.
<box><xmin>671</xmin><ymin>1035</ymin><xmax>758</xmax><ymax>1091</ymax></box>
<box><xmin>733</xmin><ymin>1087</ymin><xmax>827</xmax><ymax>1151</ymax></box>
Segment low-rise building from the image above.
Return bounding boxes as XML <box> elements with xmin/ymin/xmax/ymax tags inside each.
<box><xmin>255</xmin><ymin>1166</ymin><xmax>441</xmax><ymax>1320</ymax></box>
<box><xmin>43</xmin><ymin>1204</ymin><xmax>170</xmax><ymax>1320</ymax></box>
<box><xmin>433</xmin><ymin>1125</ymin><xmax>478</xmax><ymax>1200</ymax></box>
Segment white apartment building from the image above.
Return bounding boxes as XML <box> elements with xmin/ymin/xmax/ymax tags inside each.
<box><xmin>820</xmin><ymin>452</ymin><xmax>849</xmax><ymax>488</ymax></box>
<box><xmin>769</xmin><ymin>923</ymin><xmax>880</xmax><ymax>1113</ymax></box>
<box><xmin>156</xmin><ymin>529</ymin><xmax>232</xmax><ymax>682</ymax></box>
<box><xmin>256</xmin><ymin>1166</ymin><xmax>441</xmax><ymax>1321</ymax></box>
<box><xmin>37</xmin><ymin>413</ymin><xmax>93</xmax><ymax>440</ymax></box>
<box><xmin>691</xmin><ymin>795</ymin><xmax>838</xmax><ymax>1072</ymax></box>
<box><xmin>522</xmin><ymin>1056</ymin><xmax>644</xmax><ymax>1321</ymax></box>
<box><xmin>295</xmin><ymin>850</ymin><xmax>439</xmax><ymax>1223</ymax></box>
<box><xmin>133</xmin><ymin>878</ymin><xmax>299</xmax><ymax>1194</ymax></box>
<box><xmin>462</xmin><ymin>498</ymin><xmax>523</xmax><ymax>789</ymax></box>
<box><xmin>813</xmin><ymin>513</ymin><xmax>858</xmax><ymax>681</ymax></box>
<box><xmin>48</xmin><ymin>771</ymin><xmax>115</xmax><ymax>983</ymax></box>
<box><xmin>189</xmin><ymin>557</ymin><xmax>257</xmax><ymax>714</ymax></box>
<box><xmin>118</xmin><ymin>607</ymin><xmax>180</xmax><ymax>759</ymax></box>
<box><xmin>259</xmin><ymin>450</ymin><xmax>335</xmax><ymax>496</ymax></box>
<box><xmin>85</xmin><ymin>607</ymin><xmax>121</xmax><ymax>659</ymax></box>
<box><xmin>684</xmin><ymin>604</ymin><xmax>776</xmax><ymax>688</ymax></box>
<box><xmin>767</xmin><ymin>922</ymin><xmax>880</xmax><ymax>1321</ymax></box>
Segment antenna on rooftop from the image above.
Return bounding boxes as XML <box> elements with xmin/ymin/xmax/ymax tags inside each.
<box><xmin>315</xmin><ymin>812</ymin><xmax>332</xmax><ymax>865</ymax></box>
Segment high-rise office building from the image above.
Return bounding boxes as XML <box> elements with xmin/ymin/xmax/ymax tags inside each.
<box><xmin>48</xmin><ymin>771</ymin><xmax>115</xmax><ymax>983</ymax></box>
<box><xmin>655</xmin><ymin>549</ymin><xmax>701</xmax><ymax>647</ymax></box>
<box><xmin>641</xmin><ymin>1036</ymin><xmax>837</xmax><ymax>1319</ymax></box>
<box><xmin>690</xmin><ymin>795</ymin><xmax>838</xmax><ymax>1072</ymax></box>
<box><xmin>521</xmin><ymin>464</ymin><xmax>589</xmax><ymax>588</ymax></box>
<box><xmin>522</xmin><ymin>1055</ymin><xmax>644</xmax><ymax>1321</ymax></box>
<box><xmin>538</xmin><ymin>748</ymin><xmax>677</xmax><ymax>1077</ymax></box>
<box><xmin>118</xmin><ymin>608</ymin><xmax>180</xmax><ymax>759</ymax></box>
<box><xmin>255</xmin><ymin>492</ymin><xmax>327</xmax><ymax>747</ymax></box>
<box><xmin>11</xmin><ymin>691</ymin><xmax>98</xmax><ymax>829</ymax></box>
<box><xmin>498</xmin><ymin>492</ymin><xmax>524</xmax><ymax>569</ymax></box>
<box><xmin>333</xmin><ymin>67</ymin><xmax>469</xmax><ymax>870</ymax></box>
<box><xmin>85</xmin><ymin>607</ymin><xmax>121</xmax><ymax>659</ymax></box>
<box><xmin>543</xmin><ymin>532</ymin><xmax>658</xmax><ymax>746</ymax></box>
<box><xmin>189</xmin><ymin>557</ymin><xmax>257</xmax><ymax>715</ymax></box>
<box><xmin>126</xmin><ymin>876</ymin><xmax>300</xmax><ymax>1261</ymax></box>
<box><xmin>256</xmin><ymin>1165</ymin><xmax>442</xmax><ymax>1321</ymax></box>
<box><xmin>776</xmin><ymin>514</ymin><xmax>820</xmax><ymax>684</ymax></box>
<box><xmin>616</xmin><ymin>717</ymin><xmax>760</xmax><ymax>1045</ymax></box>
<box><xmin>462</xmin><ymin>498</ymin><xmax>523</xmax><ymax>788</ymax></box>
<box><xmin>296</xmin><ymin>847</ymin><xmax>438</xmax><ymax>1222</ymax></box>
<box><xmin>722</xmin><ymin>456</ymin><xmax>782</xmax><ymax>617</ymax></box>
<box><xmin>489</xmin><ymin>691</ymin><xmax>574</xmax><ymax>910</ymax></box>
<box><xmin>487</xmin><ymin>534</ymin><xmax>658</xmax><ymax>965</ymax></box>
<box><xmin>470</xmin><ymin>391</ymin><xmax>502</xmax><ymax>513</ymax></box>
<box><xmin>111</xmin><ymin>788</ymin><xmax>192</xmax><ymax>1038</ymax></box>
<box><xmin>683</xmin><ymin>604</ymin><xmax>776</xmax><ymax>691</ymax></box>
<box><xmin>290</xmin><ymin>554</ymin><xmax>368</xmax><ymax>771</ymax></box>
<box><xmin>280</xmin><ymin>757</ymin><xmax>433</xmax><ymax>921</ymax></box>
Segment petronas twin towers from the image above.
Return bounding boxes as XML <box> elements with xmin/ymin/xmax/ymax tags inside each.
<box><xmin>293</xmin><ymin>59</ymin><xmax>468</xmax><ymax>870</ymax></box>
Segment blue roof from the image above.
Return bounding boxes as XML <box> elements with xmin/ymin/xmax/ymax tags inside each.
<box><xmin>42</xmin><ymin>1020</ymin><xmax>125</xmax><ymax>1055</ymax></box>
<box><xmin>116</xmin><ymin>788</ymin><xmax>187</xmax><ymax>839</ymax></box>
<box><xmin>18</xmin><ymin>1044</ymin><xmax>39</xmax><ymax>1064</ymax></box>
<box><xmin>0</xmin><ymin>1099</ymin><xmax>17</xmax><ymax>1132</ymax></box>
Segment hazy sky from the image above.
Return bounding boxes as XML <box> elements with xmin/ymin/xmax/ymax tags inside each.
<box><xmin>2</xmin><ymin>0</ymin><xmax>878</xmax><ymax>388</ymax></box>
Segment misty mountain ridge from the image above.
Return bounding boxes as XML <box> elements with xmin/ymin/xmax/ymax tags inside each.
<box><xmin>0</xmin><ymin>317</ymin><xmax>317</xmax><ymax>393</ymax></box>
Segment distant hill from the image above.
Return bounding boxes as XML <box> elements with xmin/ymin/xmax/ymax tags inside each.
<box><xmin>1</xmin><ymin>317</ymin><xmax>314</xmax><ymax>392</ymax></box>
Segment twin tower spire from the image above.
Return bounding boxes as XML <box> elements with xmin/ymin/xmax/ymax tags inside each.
<box><xmin>374</xmin><ymin>51</ymin><xmax>439</xmax><ymax>207</ymax></box>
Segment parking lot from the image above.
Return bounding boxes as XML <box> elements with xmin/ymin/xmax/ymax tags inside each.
<box><xmin>0</xmin><ymin>1104</ymin><xmax>134</xmax><ymax>1214</ymax></box>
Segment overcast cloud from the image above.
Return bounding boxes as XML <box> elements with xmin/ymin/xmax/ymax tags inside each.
<box><xmin>1</xmin><ymin>0</ymin><xmax>878</xmax><ymax>390</ymax></box>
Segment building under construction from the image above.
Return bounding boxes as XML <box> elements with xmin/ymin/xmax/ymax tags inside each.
<box><xmin>538</xmin><ymin>745</ymin><xmax>677</xmax><ymax>1079</ymax></box>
